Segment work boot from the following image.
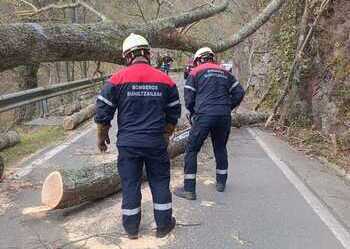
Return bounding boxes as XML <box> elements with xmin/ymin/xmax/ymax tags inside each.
<box><xmin>127</xmin><ymin>231</ymin><xmax>139</xmax><ymax>240</ymax></box>
<box><xmin>156</xmin><ymin>217</ymin><xmax>176</xmax><ymax>238</ymax></box>
<box><xmin>216</xmin><ymin>183</ymin><xmax>225</xmax><ymax>192</ymax></box>
<box><xmin>173</xmin><ymin>187</ymin><xmax>196</xmax><ymax>200</ymax></box>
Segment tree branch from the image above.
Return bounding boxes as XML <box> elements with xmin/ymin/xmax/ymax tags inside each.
<box><xmin>16</xmin><ymin>0</ymin><xmax>108</xmax><ymax>22</ymax></box>
<box><xmin>150</xmin><ymin>0</ymin><xmax>287</xmax><ymax>52</ymax></box>
<box><xmin>132</xmin><ymin>0</ymin><xmax>148</xmax><ymax>23</ymax></box>
<box><xmin>140</xmin><ymin>0</ymin><xmax>229</xmax><ymax>32</ymax></box>
<box><xmin>214</xmin><ymin>0</ymin><xmax>287</xmax><ymax>51</ymax></box>
<box><xmin>1</xmin><ymin>0</ymin><xmax>286</xmax><ymax>72</ymax></box>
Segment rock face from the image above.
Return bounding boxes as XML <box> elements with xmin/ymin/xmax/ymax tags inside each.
<box><xmin>236</xmin><ymin>0</ymin><xmax>350</xmax><ymax>139</ymax></box>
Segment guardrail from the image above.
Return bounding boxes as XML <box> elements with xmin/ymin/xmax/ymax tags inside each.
<box><xmin>0</xmin><ymin>68</ymin><xmax>183</xmax><ymax>115</ymax></box>
<box><xmin>0</xmin><ymin>76</ymin><xmax>110</xmax><ymax>114</ymax></box>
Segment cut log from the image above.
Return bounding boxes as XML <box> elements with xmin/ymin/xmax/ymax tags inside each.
<box><xmin>42</xmin><ymin>111</ymin><xmax>267</xmax><ymax>209</ymax></box>
<box><xmin>0</xmin><ymin>131</ymin><xmax>21</xmax><ymax>151</ymax></box>
<box><xmin>42</xmin><ymin>163</ymin><xmax>121</xmax><ymax>209</ymax></box>
<box><xmin>0</xmin><ymin>156</ymin><xmax>4</xmax><ymax>181</ymax></box>
<box><xmin>63</xmin><ymin>104</ymin><xmax>95</xmax><ymax>130</ymax></box>
<box><xmin>42</xmin><ymin>129</ymin><xmax>189</xmax><ymax>209</ymax></box>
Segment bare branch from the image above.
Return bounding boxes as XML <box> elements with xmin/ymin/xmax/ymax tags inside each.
<box><xmin>17</xmin><ymin>0</ymin><xmax>38</xmax><ymax>12</ymax></box>
<box><xmin>132</xmin><ymin>0</ymin><xmax>148</xmax><ymax>23</ymax></box>
<box><xmin>78</xmin><ymin>1</ymin><xmax>108</xmax><ymax>22</ymax></box>
<box><xmin>150</xmin><ymin>0</ymin><xmax>287</xmax><ymax>52</ymax></box>
<box><xmin>214</xmin><ymin>0</ymin><xmax>287</xmax><ymax>51</ymax></box>
<box><xmin>16</xmin><ymin>0</ymin><xmax>108</xmax><ymax>22</ymax></box>
<box><xmin>154</xmin><ymin>0</ymin><xmax>163</xmax><ymax>19</ymax></box>
<box><xmin>142</xmin><ymin>0</ymin><xmax>229</xmax><ymax>31</ymax></box>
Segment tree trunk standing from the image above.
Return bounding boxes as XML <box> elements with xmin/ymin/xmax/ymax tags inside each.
<box><xmin>14</xmin><ymin>63</ymin><xmax>40</xmax><ymax>123</ymax></box>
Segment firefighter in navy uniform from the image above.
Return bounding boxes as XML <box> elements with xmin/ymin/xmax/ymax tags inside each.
<box><xmin>95</xmin><ymin>34</ymin><xmax>181</xmax><ymax>239</ymax></box>
<box><xmin>174</xmin><ymin>47</ymin><xmax>245</xmax><ymax>200</ymax></box>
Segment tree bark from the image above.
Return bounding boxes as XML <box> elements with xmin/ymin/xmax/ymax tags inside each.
<box><xmin>0</xmin><ymin>0</ymin><xmax>288</xmax><ymax>72</ymax></box>
<box><xmin>0</xmin><ymin>131</ymin><xmax>21</xmax><ymax>151</ymax></box>
<box><xmin>14</xmin><ymin>63</ymin><xmax>40</xmax><ymax>123</ymax></box>
<box><xmin>41</xmin><ymin>128</ymin><xmax>189</xmax><ymax>209</ymax></box>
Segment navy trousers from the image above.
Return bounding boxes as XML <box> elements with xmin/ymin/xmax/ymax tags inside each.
<box><xmin>117</xmin><ymin>146</ymin><xmax>172</xmax><ymax>234</ymax></box>
<box><xmin>184</xmin><ymin>115</ymin><xmax>231</xmax><ymax>192</ymax></box>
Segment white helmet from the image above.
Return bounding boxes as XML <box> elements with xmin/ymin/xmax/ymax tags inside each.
<box><xmin>194</xmin><ymin>47</ymin><xmax>214</xmax><ymax>61</ymax></box>
<box><xmin>122</xmin><ymin>33</ymin><xmax>150</xmax><ymax>57</ymax></box>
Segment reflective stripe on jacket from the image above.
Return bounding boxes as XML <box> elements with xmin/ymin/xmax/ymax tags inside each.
<box><xmin>184</xmin><ymin>62</ymin><xmax>245</xmax><ymax>116</ymax></box>
<box><xmin>95</xmin><ymin>62</ymin><xmax>181</xmax><ymax>148</ymax></box>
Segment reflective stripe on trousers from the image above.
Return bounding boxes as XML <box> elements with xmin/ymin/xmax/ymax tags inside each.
<box><xmin>154</xmin><ymin>202</ymin><xmax>172</xmax><ymax>211</ymax></box>
<box><xmin>122</xmin><ymin>207</ymin><xmax>141</xmax><ymax>216</ymax></box>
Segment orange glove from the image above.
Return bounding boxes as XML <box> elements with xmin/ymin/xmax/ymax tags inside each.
<box><xmin>97</xmin><ymin>123</ymin><xmax>111</xmax><ymax>152</ymax></box>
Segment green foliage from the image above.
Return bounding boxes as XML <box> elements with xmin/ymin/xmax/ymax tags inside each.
<box><xmin>258</xmin><ymin>0</ymin><xmax>302</xmax><ymax>109</ymax></box>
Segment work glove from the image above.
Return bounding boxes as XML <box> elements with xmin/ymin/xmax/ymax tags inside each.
<box><xmin>164</xmin><ymin>123</ymin><xmax>176</xmax><ymax>146</ymax></box>
<box><xmin>97</xmin><ymin>123</ymin><xmax>111</xmax><ymax>152</ymax></box>
<box><xmin>186</xmin><ymin>113</ymin><xmax>196</xmax><ymax>126</ymax></box>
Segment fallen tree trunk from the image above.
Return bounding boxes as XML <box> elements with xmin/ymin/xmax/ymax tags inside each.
<box><xmin>63</xmin><ymin>104</ymin><xmax>95</xmax><ymax>130</ymax></box>
<box><xmin>42</xmin><ymin>111</ymin><xmax>268</xmax><ymax>209</ymax></box>
<box><xmin>0</xmin><ymin>131</ymin><xmax>21</xmax><ymax>151</ymax></box>
<box><xmin>232</xmin><ymin>111</ymin><xmax>269</xmax><ymax>128</ymax></box>
<box><xmin>42</xmin><ymin>129</ymin><xmax>189</xmax><ymax>209</ymax></box>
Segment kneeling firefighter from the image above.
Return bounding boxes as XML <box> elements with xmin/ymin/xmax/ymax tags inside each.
<box><xmin>95</xmin><ymin>33</ymin><xmax>181</xmax><ymax>239</ymax></box>
<box><xmin>174</xmin><ymin>47</ymin><xmax>245</xmax><ymax>200</ymax></box>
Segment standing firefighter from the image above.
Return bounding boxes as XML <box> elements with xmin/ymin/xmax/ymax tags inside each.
<box><xmin>174</xmin><ymin>47</ymin><xmax>245</xmax><ymax>200</ymax></box>
<box><xmin>95</xmin><ymin>33</ymin><xmax>181</xmax><ymax>239</ymax></box>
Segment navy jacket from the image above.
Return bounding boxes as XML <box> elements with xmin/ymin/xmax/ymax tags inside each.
<box><xmin>95</xmin><ymin>62</ymin><xmax>181</xmax><ymax>148</ymax></box>
<box><xmin>184</xmin><ymin>62</ymin><xmax>245</xmax><ymax>116</ymax></box>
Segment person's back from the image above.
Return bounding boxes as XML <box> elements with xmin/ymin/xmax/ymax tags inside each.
<box><xmin>175</xmin><ymin>47</ymin><xmax>245</xmax><ymax>200</ymax></box>
<box><xmin>99</xmin><ymin>62</ymin><xmax>179</xmax><ymax>148</ymax></box>
<box><xmin>186</xmin><ymin>62</ymin><xmax>241</xmax><ymax>116</ymax></box>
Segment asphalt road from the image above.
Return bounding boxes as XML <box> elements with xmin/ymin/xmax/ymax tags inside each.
<box><xmin>0</xmin><ymin>72</ymin><xmax>349</xmax><ymax>249</ymax></box>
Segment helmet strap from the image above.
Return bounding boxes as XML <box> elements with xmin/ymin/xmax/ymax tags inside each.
<box><xmin>124</xmin><ymin>49</ymin><xmax>150</xmax><ymax>66</ymax></box>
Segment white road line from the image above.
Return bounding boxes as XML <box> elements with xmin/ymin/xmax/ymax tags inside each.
<box><xmin>12</xmin><ymin>125</ymin><xmax>96</xmax><ymax>179</ymax></box>
<box><xmin>247</xmin><ymin>128</ymin><xmax>350</xmax><ymax>249</ymax></box>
